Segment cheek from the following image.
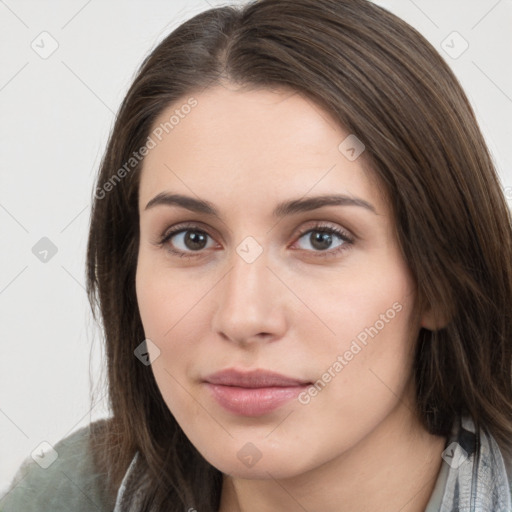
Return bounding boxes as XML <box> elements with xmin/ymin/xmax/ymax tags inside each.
<box><xmin>135</xmin><ymin>277</ymin><xmax>189</xmax><ymax>427</ymax></box>
<box><xmin>291</xmin><ymin>285</ymin><xmax>416</xmax><ymax>457</ymax></box>
<box><xmin>135</xmin><ymin>257</ymin><xmax>208</xmax><ymax>406</ymax></box>
<box><xmin>292</xmin><ymin>253</ymin><xmax>415</xmax><ymax>352</ymax></box>
<box><xmin>135</xmin><ymin>254</ymin><xmax>203</xmax><ymax>339</ymax></box>
<box><xmin>295</xmin><ymin>255</ymin><xmax>417</xmax><ymax>402</ymax></box>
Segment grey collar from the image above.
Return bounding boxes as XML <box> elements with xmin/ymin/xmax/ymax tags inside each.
<box><xmin>426</xmin><ymin>415</ymin><xmax>511</xmax><ymax>511</ymax></box>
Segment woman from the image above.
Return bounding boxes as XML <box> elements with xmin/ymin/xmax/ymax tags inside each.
<box><xmin>2</xmin><ymin>0</ymin><xmax>511</xmax><ymax>510</ymax></box>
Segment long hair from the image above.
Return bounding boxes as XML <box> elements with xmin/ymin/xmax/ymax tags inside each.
<box><xmin>86</xmin><ymin>0</ymin><xmax>512</xmax><ymax>509</ymax></box>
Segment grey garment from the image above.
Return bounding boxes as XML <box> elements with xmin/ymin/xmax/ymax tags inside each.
<box><xmin>2</xmin><ymin>416</ymin><xmax>511</xmax><ymax>512</ymax></box>
<box><xmin>425</xmin><ymin>453</ymin><xmax>450</xmax><ymax>512</ymax></box>
<box><xmin>424</xmin><ymin>415</ymin><xmax>512</xmax><ymax>512</ymax></box>
<box><xmin>113</xmin><ymin>452</ymin><xmax>145</xmax><ymax>512</ymax></box>
<box><xmin>0</xmin><ymin>424</ymin><xmax>114</xmax><ymax>512</ymax></box>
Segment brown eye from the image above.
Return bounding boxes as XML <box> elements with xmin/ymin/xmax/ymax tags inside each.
<box><xmin>182</xmin><ymin>230</ymin><xmax>209</xmax><ymax>250</ymax></box>
<box><xmin>295</xmin><ymin>227</ymin><xmax>349</xmax><ymax>252</ymax></box>
<box><xmin>309</xmin><ymin>231</ymin><xmax>335</xmax><ymax>250</ymax></box>
<box><xmin>162</xmin><ymin>228</ymin><xmax>215</xmax><ymax>254</ymax></box>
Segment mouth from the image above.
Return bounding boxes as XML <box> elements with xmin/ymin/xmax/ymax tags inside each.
<box><xmin>203</xmin><ymin>368</ymin><xmax>312</xmax><ymax>417</ymax></box>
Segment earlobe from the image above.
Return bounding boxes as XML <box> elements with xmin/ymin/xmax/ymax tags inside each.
<box><xmin>420</xmin><ymin>307</ymin><xmax>449</xmax><ymax>331</ymax></box>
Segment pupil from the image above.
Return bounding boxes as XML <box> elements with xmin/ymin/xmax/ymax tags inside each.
<box><xmin>185</xmin><ymin>231</ymin><xmax>207</xmax><ymax>250</ymax></box>
<box><xmin>311</xmin><ymin>231</ymin><xmax>332</xmax><ymax>250</ymax></box>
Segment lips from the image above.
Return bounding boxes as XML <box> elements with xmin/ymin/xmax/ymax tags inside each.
<box><xmin>203</xmin><ymin>368</ymin><xmax>312</xmax><ymax>416</ymax></box>
<box><xmin>204</xmin><ymin>368</ymin><xmax>311</xmax><ymax>387</ymax></box>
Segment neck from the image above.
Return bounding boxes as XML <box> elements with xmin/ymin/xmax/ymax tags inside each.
<box><xmin>218</xmin><ymin>406</ymin><xmax>446</xmax><ymax>512</ymax></box>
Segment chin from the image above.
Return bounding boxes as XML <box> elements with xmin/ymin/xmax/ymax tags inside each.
<box><xmin>211</xmin><ymin>455</ymin><xmax>301</xmax><ymax>480</ymax></box>
<box><xmin>195</xmin><ymin>438</ymin><xmax>320</xmax><ymax>480</ymax></box>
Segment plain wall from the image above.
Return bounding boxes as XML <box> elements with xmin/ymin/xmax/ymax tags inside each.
<box><xmin>1</xmin><ymin>0</ymin><xmax>511</xmax><ymax>494</ymax></box>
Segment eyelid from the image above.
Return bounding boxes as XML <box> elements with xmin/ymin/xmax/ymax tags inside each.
<box><xmin>291</xmin><ymin>221</ymin><xmax>354</xmax><ymax>242</ymax></box>
<box><xmin>160</xmin><ymin>221</ymin><xmax>220</xmax><ymax>243</ymax></box>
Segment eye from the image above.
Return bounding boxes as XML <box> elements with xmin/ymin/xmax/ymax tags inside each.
<box><xmin>159</xmin><ymin>225</ymin><xmax>217</xmax><ymax>258</ymax></box>
<box><xmin>292</xmin><ymin>224</ymin><xmax>353</xmax><ymax>256</ymax></box>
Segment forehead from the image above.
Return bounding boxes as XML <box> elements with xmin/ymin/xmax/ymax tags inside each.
<box><xmin>138</xmin><ymin>84</ymin><xmax>383</xmax><ymax>214</ymax></box>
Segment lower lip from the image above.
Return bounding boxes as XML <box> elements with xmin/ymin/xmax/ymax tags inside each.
<box><xmin>205</xmin><ymin>383</ymin><xmax>310</xmax><ymax>416</ymax></box>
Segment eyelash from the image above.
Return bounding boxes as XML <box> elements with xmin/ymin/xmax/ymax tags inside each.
<box><xmin>157</xmin><ymin>222</ymin><xmax>354</xmax><ymax>260</ymax></box>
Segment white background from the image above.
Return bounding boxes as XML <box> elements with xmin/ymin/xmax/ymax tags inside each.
<box><xmin>1</xmin><ymin>0</ymin><xmax>511</xmax><ymax>495</ymax></box>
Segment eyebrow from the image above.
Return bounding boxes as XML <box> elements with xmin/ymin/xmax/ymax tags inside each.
<box><xmin>144</xmin><ymin>192</ymin><xmax>377</xmax><ymax>216</ymax></box>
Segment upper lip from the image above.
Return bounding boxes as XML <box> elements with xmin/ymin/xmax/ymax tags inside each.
<box><xmin>204</xmin><ymin>368</ymin><xmax>311</xmax><ymax>388</ymax></box>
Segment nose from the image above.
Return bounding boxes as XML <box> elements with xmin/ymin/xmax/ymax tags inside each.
<box><xmin>211</xmin><ymin>247</ymin><xmax>288</xmax><ymax>347</ymax></box>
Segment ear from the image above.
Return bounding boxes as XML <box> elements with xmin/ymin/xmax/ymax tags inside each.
<box><xmin>420</xmin><ymin>306</ymin><xmax>449</xmax><ymax>331</ymax></box>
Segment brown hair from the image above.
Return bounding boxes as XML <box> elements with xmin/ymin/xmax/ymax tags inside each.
<box><xmin>86</xmin><ymin>0</ymin><xmax>512</xmax><ymax>509</ymax></box>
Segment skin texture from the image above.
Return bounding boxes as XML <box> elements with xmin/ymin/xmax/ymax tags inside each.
<box><xmin>135</xmin><ymin>83</ymin><xmax>447</xmax><ymax>511</ymax></box>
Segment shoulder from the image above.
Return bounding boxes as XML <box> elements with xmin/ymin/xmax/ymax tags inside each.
<box><xmin>0</xmin><ymin>420</ymin><xmax>115</xmax><ymax>512</ymax></box>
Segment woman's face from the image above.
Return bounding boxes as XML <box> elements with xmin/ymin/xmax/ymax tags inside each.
<box><xmin>136</xmin><ymin>84</ymin><xmax>423</xmax><ymax>478</ymax></box>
